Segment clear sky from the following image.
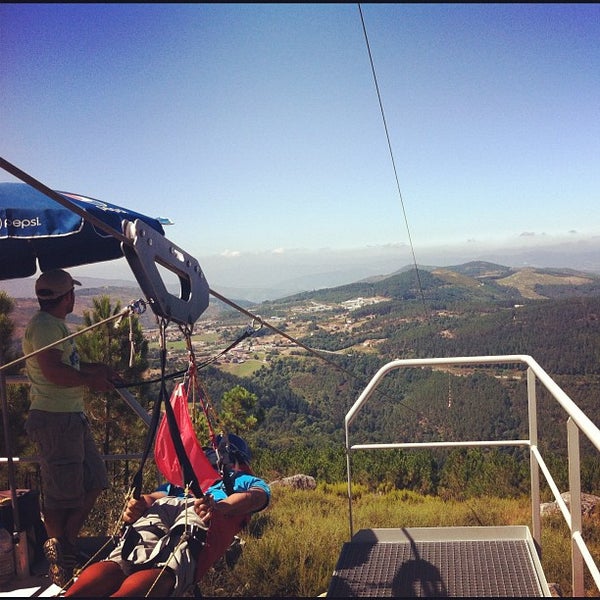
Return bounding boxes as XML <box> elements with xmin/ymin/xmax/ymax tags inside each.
<box><xmin>1</xmin><ymin>4</ymin><xmax>599</xmax><ymax>293</ymax></box>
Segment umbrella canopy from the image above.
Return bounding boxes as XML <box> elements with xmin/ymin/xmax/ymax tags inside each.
<box><xmin>0</xmin><ymin>182</ymin><xmax>166</xmax><ymax>280</ymax></box>
<box><xmin>0</xmin><ymin>173</ymin><xmax>209</xmax><ymax>558</ymax></box>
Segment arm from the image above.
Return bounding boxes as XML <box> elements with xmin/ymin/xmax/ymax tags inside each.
<box><xmin>37</xmin><ymin>349</ymin><xmax>118</xmax><ymax>392</ymax></box>
<box><xmin>80</xmin><ymin>361</ymin><xmax>123</xmax><ymax>382</ymax></box>
<box><xmin>193</xmin><ymin>487</ymin><xmax>269</xmax><ymax>523</ymax></box>
<box><xmin>192</xmin><ymin>487</ymin><xmax>269</xmax><ymax>582</ymax></box>
<box><xmin>214</xmin><ymin>487</ymin><xmax>269</xmax><ymax>516</ymax></box>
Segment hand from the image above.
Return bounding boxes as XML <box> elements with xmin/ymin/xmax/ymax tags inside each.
<box><xmin>193</xmin><ymin>495</ymin><xmax>214</xmax><ymax>525</ymax></box>
<box><xmin>106</xmin><ymin>366</ymin><xmax>125</xmax><ymax>386</ymax></box>
<box><xmin>83</xmin><ymin>363</ymin><xmax>121</xmax><ymax>392</ymax></box>
<box><xmin>87</xmin><ymin>373</ymin><xmax>114</xmax><ymax>392</ymax></box>
<box><xmin>109</xmin><ymin>371</ymin><xmax>125</xmax><ymax>386</ymax></box>
<box><xmin>123</xmin><ymin>497</ymin><xmax>149</xmax><ymax>524</ymax></box>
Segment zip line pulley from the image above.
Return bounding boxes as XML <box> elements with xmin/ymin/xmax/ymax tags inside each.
<box><xmin>122</xmin><ymin>219</ymin><xmax>209</xmax><ymax>326</ymax></box>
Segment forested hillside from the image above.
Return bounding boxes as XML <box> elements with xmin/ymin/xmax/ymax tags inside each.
<box><xmin>202</xmin><ymin>263</ymin><xmax>600</xmax><ymax>493</ymax></box>
<box><xmin>4</xmin><ymin>262</ymin><xmax>600</xmax><ymax>496</ymax></box>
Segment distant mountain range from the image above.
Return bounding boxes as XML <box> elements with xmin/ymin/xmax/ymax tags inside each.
<box><xmin>273</xmin><ymin>261</ymin><xmax>600</xmax><ymax>306</ymax></box>
<box><xmin>0</xmin><ymin>277</ymin><xmax>141</xmax><ymax>300</ymax></box>
<box><xmin>3</xmin><ymin>261</ymin><xmax>600</xmax><ymax>308</ymax></box>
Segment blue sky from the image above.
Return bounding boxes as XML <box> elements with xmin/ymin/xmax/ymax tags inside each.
<box><xmin>1</xmin><ymin>4</ymin><xmax>599</xmax><ymax>294</ymax></box>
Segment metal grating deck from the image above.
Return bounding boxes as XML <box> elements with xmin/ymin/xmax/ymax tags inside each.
<box><xmin>327</xmin><ymin>527</ymin><xmax>550</xmax><ymax>597</ymax></box>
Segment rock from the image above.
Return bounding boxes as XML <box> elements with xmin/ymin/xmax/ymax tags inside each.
<box><xmin>269</xmin><ymin>474</ymin><xmax>317</xmax><ymax>490</ymax></box>
<box><xmin>540</xmin><ymin>492</ymin><xmax>600</xmax><ymax>518</ymax></box>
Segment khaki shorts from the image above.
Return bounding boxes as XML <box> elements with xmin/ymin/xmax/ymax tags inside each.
<box><xmin>107</xmin><ymin>496</ymin><xmax>208</xmax><ymax>596</ymax></box>
<box><xmin>25</xmin><ymin>410</ymin><xmax>109</xmax><ymax>510</ymax></box>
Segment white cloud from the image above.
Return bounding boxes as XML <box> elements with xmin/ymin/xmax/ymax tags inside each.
<box><xmin>220</xmin><ymin>249</ymin><xmax>241</xmax><ymax>258</ymax></box>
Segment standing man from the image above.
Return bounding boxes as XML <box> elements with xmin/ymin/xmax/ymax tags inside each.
<box><xmin>22</xmin><ymin>268</ymin><xmax>120</xmax><ymax>587</ymax></box>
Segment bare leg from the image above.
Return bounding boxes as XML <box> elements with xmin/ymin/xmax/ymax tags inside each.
<box><xmin>43</xmin><ymin>488</ymin><xmax>102</xmax><ymax>545</ymax></box>
<box><xmin>64</xmin><ymin>561</ymin><xmax>125</xmax><ymax>597</ymax></box>
<box><xmin>110</xmin><ymin>568</ymin><xmax>176</xmax><ymax>597</ymax></box>
<box><xmin>64</xmin><ymin>488</ymin><xmax>102</xmax><ymax>546</ymax></box>
<box><xmin>42</xmin><ymin>508</ymin><xmax>68</xmax><ymax>540</ymax></box>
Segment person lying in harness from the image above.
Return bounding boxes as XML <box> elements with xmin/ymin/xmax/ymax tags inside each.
<box><xmin>65</xmin><ymin>435</ymin><xmax>270</xmax><ymax>597</ymax></box>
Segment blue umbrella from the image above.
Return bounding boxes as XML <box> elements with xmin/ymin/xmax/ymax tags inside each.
<box><xmin>0</xmin><ymin>161</ymin><xmax>210</xmax><ymax>552</ymax></box>
<box><xmin>0</xmin><ymin>156</ymin><xmax>210</xmax><ymax>325</ymax></box>
<box><xmin>0</xmin><ymin>182</ymin><xmax>166</xmax><ymax>279</ymax></box>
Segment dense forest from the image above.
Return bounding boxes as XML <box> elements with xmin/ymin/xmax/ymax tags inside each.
<box><xmin>3</xmin><ymin>262</ymin><xmax>600</xmax><ymax>498</ymax></box>
<box><xmin>200</xmin><ymin>264</ymin><xmax>600</xmax><ymax>495</ymax></box>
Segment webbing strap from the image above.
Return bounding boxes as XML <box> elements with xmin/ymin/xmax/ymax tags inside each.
<box><xmin>216</xmin><ymin>436</ymin><xmax>236</xmax><ymax>497</ymax></box>
<box><xmin>127</xmin><ymin>320</ymin><xmax>202</xmax><ymax>501</ymax></box>
<box><xmin>129</xmin><ymin>381</ymin><xmax>163</xmax><ymax>499</ymax></box>
<box><xmin>162</xmin><ymin>377</ymin><xmax>202</xmax><ymax>498</ymax></box>
<box><xmin>183</xmin><ymin>342</ymin><xmax>235</xmax><ymax>497</ymax></box>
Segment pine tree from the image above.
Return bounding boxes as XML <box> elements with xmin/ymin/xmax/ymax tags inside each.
<box><xmin>220</xmin><ymin>385</ymin><xmax>259</xmax><ymax>435</ymax></box>
<box><xmin>76</xmin><ymin>295</ymin><xmax>149</xmax><ymax>488</ymax></box>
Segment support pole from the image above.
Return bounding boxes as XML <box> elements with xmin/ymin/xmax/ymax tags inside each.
<box><xmin>0</xmin><ymin>353</ymin><xmax>29</xmax><ymax>576</ymax></box>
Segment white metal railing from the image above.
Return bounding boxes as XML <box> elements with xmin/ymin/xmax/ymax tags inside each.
<box><xmin>344</xmin><ymin>355</ymin><xmax>600</xmax><ymax>597</ymax></box>
<box><xmin>0</xmin><ymin>454</ymin><xmax>145</xmax><ymax>465</ymax></box>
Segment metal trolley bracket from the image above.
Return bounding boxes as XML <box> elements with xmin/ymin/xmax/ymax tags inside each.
<box><xmin>122</xmin><ymin>218</ymin><xmax>209</xmax><ymax>326</ymax></box>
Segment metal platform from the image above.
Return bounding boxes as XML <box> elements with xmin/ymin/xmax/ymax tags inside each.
<box><xmin>327</xmin><ymin>526</ymin><xmax>551</xmax><ymax>597</ymax></box>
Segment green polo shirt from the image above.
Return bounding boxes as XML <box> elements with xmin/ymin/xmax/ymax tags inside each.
<box><xmin>22</xmin><ymin>311</ymin><xmax>84</xmax><ymax>412</ymax></box>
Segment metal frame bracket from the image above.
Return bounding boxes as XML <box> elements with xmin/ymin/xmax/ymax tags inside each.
<box><xmin>122</xmin><ymin>219</ymin><xmax>209</xmax><ymax>325</ymax></box>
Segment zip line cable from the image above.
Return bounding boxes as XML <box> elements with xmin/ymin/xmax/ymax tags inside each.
<box><xmin>209</xmin><ymin>287</ymin><xmax>422</xmax><ymax>417</ymax></box>
<box><xmin>0</xmin><ymin>300</ymin><xmax>147</xmax><ymax>373</ymax></box>
<box><xmin>357</xmin><ymin>4</ymin><xmax>428</xmax><ymax>318</ymax></box>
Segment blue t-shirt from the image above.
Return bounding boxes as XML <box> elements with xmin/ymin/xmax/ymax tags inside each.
<box><xmin>158</xmin><ymin>471</ymin><xmax>270</xmax><ymax>512</ymax></box>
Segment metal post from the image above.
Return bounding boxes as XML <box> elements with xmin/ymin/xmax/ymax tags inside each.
<box><xmin>527</xmin><ymin>367</ymin><xmax>541</xmax><ymax>554</ymax></box>
<box><xmin>0</xmin><ymin>355</ymin><xmax>29</xmax><ymax>576</ymax></box>
<box><xmin>345</xmin><ymin>426</ymin><xmax>354</xmax><ymax>540</ymax></box>
<box><xmin>567</xmin><ymin>417</ymin><xmax>584</xmax><ymax>596</ymax></box>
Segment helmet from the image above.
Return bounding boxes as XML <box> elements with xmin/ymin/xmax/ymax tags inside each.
<box><xmin>202</xmin><ymin>446</ymin><xmax>218</xmax><ymax>468</ymax></box>
<box><xmin>216</xmin><ymin>433</ymin><xmax>252</xmax><ymax>464</ymax></box>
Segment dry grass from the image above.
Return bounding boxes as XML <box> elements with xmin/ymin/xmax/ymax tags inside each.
<box><xmin>82</xmin><ymin>484</ymin><xmax>600</xmax><ymax>597</ymax></box>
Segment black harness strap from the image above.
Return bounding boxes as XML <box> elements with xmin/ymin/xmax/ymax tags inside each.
<box><xmin>121</xmin><ymin>320</ymin><xmax>203</xmax><ymax>556</ymax></box>
<box><xmin>215</xmin><ymin>436</ymin><xmax>237</xmax><ymax>496</ymax></box>
<box><xmin>116</xmin><ymin>323</ymin><xmax>259</xmax><ymax>390</ymax></box>
<box><xmin>132</xmin><ymin>320</ymin><xmax>203</xmax><ymax>499</ymax></box>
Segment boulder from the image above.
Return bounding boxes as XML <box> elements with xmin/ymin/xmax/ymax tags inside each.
<box><xmin>540</xmin><ymin>492</ymin><xmax>600</xmax><ymax>518</ymax></box>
